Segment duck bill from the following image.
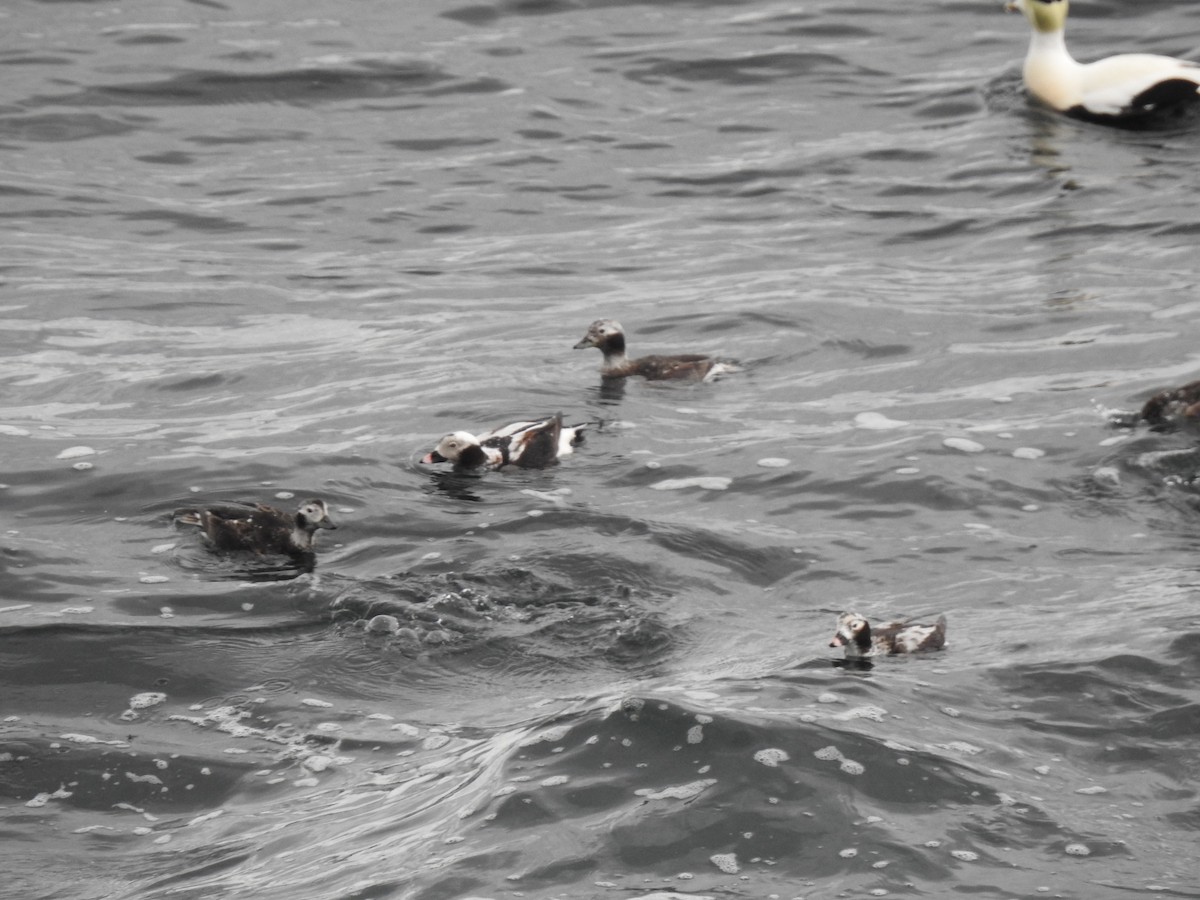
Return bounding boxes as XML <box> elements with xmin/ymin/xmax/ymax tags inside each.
<box><xmin>421</xmin><ymin>451</ymin><xmax>447</xmax><ymax>464</ymax></box>
<box><xmin>573</xmin><ymin>337</ymin><xmax>597</xmax><ymax>349</ymax></box>
<box><xmin>829</xmin><ymin>634</ymin><xmax>847</xmax><ymax>648</ymax></box>
<box><xmin>319</xmin><ymin>518</ymin><xmax>338</xmax><ymax>531</ymax></box>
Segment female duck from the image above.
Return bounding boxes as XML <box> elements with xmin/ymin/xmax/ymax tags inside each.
<box><xmin>573</xmin><ymin>319</ymin><xmax>736</xmax><ymax>382</ymax></box>
<box><xmin>421</xmin><ymin>413</ymin><xmax>587</xmax><ymax>471</ymax></box>
<box><xmin>1007</xmin><ymin>0</ymin><xmax>1200</xmax><ymax>122</ymax></box>
<box><xmin>829</xmin><ymin>612</ymin><xmax>947</xmax><ymax>658</ymax></box>
<box><xmin>174</xmin><ymin>498</ymin><xmax>337</xmax><ymax>557</ymax></box>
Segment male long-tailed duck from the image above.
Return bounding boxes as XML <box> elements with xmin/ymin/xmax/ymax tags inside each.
<box><xmin>421</xmin><ymin>413</ymin><xmax>587</xmax><ymax>471</ymax></box>
<box><xmin>829</xmin><ymin>612</ymin><xmax>947</xmax><ymax>658</ymax></box>
<box><xmin>1006</xmin><ymin>0</ymin><xmax>1200</xmax><ymax>123</ymax></box>
<box><xmin>573</xmin><ymin>319</ymin><xmax>737</xmax><ymax>382</ymax></box>
<box><xmin>173</xmin><ymin>498</ymin><xmax>337</xmax><ymax>557</ymax></box>
<box><xmin>1139</xmin><ymin>377</ymin><xmax>1200</xmax><ymax>429</ymax></box>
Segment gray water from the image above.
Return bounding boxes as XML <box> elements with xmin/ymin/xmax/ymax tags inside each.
<box><xmin>3</xmin><ymin>0</ymin><xmax>1200</xmax><ymax>897</ymax></box>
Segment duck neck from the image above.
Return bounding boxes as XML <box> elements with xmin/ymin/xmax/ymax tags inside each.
<box><xmin>291</xmin><ymin>516</ymin><xmax>315</xmax><ymax>549</ymax></box>
<box><xmin>602</xmin><ymin>333</ymin><xmax>628</xmax><ymax>367</ymax></box>
<box><xmin>1024</xmin><ymin>27</ymin><xmax>1080</xmax><ymax>109</ymax></box>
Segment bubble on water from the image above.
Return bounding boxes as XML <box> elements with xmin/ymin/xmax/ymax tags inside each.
<box><xmin>940</xmin><ymin>706</ymin><xmax>961</xmax><ymax>718</ymax></box>
<box><xmin>924</xmin><ymin>840</ymin><xmax>942</xmax><ymax>848</ymax></box>
<box><xmin>301</xmin><ymin>698</ymin><xmax>333</xmax><ymax>708</ymax></box>
<box><xmin>839</xmin><ymin>759</ymin><xmax>865</xmax><ymax>775</ymax></box>
<box><xmin>274</xmin><ymin>491</ymin><xmax>295</xmax><ymax>500</ymax></box>
<box><xmin>58</xmin><ymin>446</ymin><xmax>96</xmax><ymax>459</ymax></box>
<box><xmin>754</xmin><ymin>748</ymin><xmax>789</xmax><ymax>767</ymax></box>
<box><xmin>651</xmin><ymin>476</ymin><xmax>732</xmax><ymax>491</ymax></box>
<box><xmin>950</xmin><ymin>850</ymin><xmax>978</xmax><ymax>861</ymax></box>
<box><xmin>366</xmin><ymin>615</ymin><xmax>400</xmax><ymax>634</ymax></box>
<box><xmin>129</xmin><ymin>692</ymin><xmax>166</xmax><ymax>710</ymax></box>
<box><xmin>856</xmin><ymin>412</ymin><xmax>908</xmax><ymax>431</ymax></box>
<box><xmin>872</xmin><ymin>860</ymin><xmax>890</xmax><ymax>869</ymax></box>
<box><xmin>710</xmin><ymin>853</ymin><xmax>739</xmax><ymax>874</ymax></box>
<box><xmin>869</xmin><ymin>890</ymin><xmax>890</xmax><ymax>897</ymax></box>
<box><xmin>139</xmin><ymin>575</ymin><xmax>170</xmax><ymax>584</ymax></box>
<box><xmin>817</xmin><ymin>692</ymin><xmax>841</xmax><ymax>704</ymax></box>
<box><xmin>944</xmin><ymin>437</ymin><xmax>985</xmax><ymax>453</ymax></box>
<box><xmin>842</xmin><ymin>705</ymin><xmax>886</xmax><ymax>722</ymax></box>
<box><xmin>757</xmin><ymin>457</ymin><xmax>790</xmax><ymax>468</ymax></box>
<box><xmin>895</xmin><ymin>466</ymin><xmax>920</xmax><ymax>475</ymax></box>
<box><xmin>838</xmin><ymin>848</ymin><xmax>857</xmax><ymax>858</ymax></box>
<box><xmin>687</xmin><ymin>725</ymin><xmax>704</xmax><ymax>744</ymax></box>
<box><xmin>1034</xmin><ymin>765</ymin><xmax>1051</xmax><ymax>775</ymax></box>
<box><xmin>636</xmin><ymin>779</ymin><xmax>717</xmax><ymax>801</ymax></box>
<box><xmin>1091</xmin><ymin>466</ymin><xmax>1120</xmax><ymax>488</ymax></box>
<box><xmin>1013</xmin><ymin>447</ymin><xmax>1044</xmax><ymax>459</ymax></box>
<box><xmin>814</xmin><ymin>746</ymin><xmax>843</xmax><ymax>761</ymax></box>
<box><xmin>1064</xmin><ymin>843</ymin><xmax>1090</xmax><ymax>856</ymax></box>
<box><xmin>540</xmin><ymin>775</ymin><xmax>569</xmax><ymax>787</ymax></box>
<box><xmin>1075</xmin><ymin>785</ymin><xmax>1107</xmax><ymax>795</ymax></box>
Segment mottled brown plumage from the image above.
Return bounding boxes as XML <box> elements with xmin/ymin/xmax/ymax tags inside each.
<box><xmin>829</xmin><ymin>612</ymin><xmax>947</xmax><ymax>658</ymax></box>
<box><xmin>573</xmin><ymin>319</ymin><xmax>736</xmax><ymax>382</ymax></box>
<box><xmin>174</xmin><ymin>498</ymin><xmax>336</xmax><ymax>557</ymax></box>
<box><xmin>1140</xmin><ymin>378</ymin><xmax>1200</xmax><ymax>429</ymax></box>
<box><xmin>421</xmin><ymin>414</ymin><xmax>587</xmax><ymax>470</ymax></box>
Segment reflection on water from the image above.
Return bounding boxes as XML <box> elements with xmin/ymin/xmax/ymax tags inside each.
<box><xmin>4</xmin><ymin>0</ymin><xmax>1200</xmax><ymax>897</ymax></box>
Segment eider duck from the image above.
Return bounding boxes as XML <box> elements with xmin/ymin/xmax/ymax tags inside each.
<box><xmin>421</xmin><ymin>413</ymin><xmax>587</xmax><ymax>471</ymax></box>
<box><xmin>573</xmin><ymin>319</ymin><xmax>736</xmax><ymax>382</ymax></box>
<box><xmin>1140</xmin><ymin>377</ymin><xmax>1200</xmax><ymax>429</ymax></box>
<box><xmin>173</xmin><ymin>498</ymin><xmax>336</xmax><ymax>557</ymax></box>
<box><xmin>829</xmin><ymin>612</ymin><xmax>947</xmax><ymax>658</ymax></box>
<box><xmin>1006</xmin><ymin>0</ymin><xmax>1200</xmax><ymax>122</ymax></box>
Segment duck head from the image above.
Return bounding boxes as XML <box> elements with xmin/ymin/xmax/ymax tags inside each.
<box><xmin>422</xmin><ymin>431</ymin><xmax>479</xmax><ymax>465</ymax></box>
<box><xmin>1006</xmin><ymin>0</ymin><xmax>1068</xmax><ymax>34</ymax></box>
<box><xmin>574</xmin><ymin>319</ymin><xmax>626</xmax><ymax>353</ymax></box>
<box><xmin>829</xmin><ymin>612</ymin><xmax>872</xmax><ymax>654</ymax></box>
<box><xmin>296</xmin><ymin>499</ymin><xmax>337</xmax><ymax>532</ymax></box>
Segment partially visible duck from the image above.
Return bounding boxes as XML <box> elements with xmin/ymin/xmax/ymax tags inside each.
<box><xmin>1006</xmin><ymin>0</ymin><xmax>1200</xmax><ymax>123</ymax></box>
<box><xmin>1140</xmin><ymin>378</ymin><xmax>1200</xmax><ymax>429</ymax></box>
<box><xmin>573</xmin><ymin>319</ymin><xmax>736</xmax><ymax>382</ymax></box>
<box><xmin>173</xmin><ymin>498</ymin><xmax>337</xmax><ymax>557</ymax></box>
<box><xmin>829</xmin><ymin>612</ymin><xmax>947</xmax><ymax>658</ymax></box>
<box><xmin>421</xmin><ymin>413</ymin><xmax>587</xmax><ymax>471</ymax></box>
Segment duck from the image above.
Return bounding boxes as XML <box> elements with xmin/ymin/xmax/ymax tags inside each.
<box><xmin>829</xmin><ymin>612</ymin><xmax>947</xmax><ymax>658</ymax></box>
<box><xmin>421</xmin><ymin>413</ymin><xmax>587</xmax><ymax>470</ymax></box>
<box><xmin>1006</xmin><ymin>0</ymin><xmax>1200</xmax><ymax>122</ymax></box>
<box><xmin>573</xmin><ymin>319</ymin><xmax>737</xmax><ymax>382</ymax></box>
<box><xmin>1139</xmin><ymin>377</ymin><xmax>1200</xmax><ymax>429</ymax></box>
<box><xmin>173</xmin><ymin>498</ymin><xmax>337</xmax><ymax>557</ymax></box>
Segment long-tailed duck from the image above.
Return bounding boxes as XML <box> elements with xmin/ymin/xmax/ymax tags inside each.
<box><xmin>421</xmin><ymin>413</ymin><xmax>587</xmax><ymax>470</ymax></box>
<box><xmin>1140</xmin><ymin>378</ymin><xmax>1200</xmax><ymax>429</ymax></box>
<box><xmin>1006</xmin><ymin>0</ymin><xmax>1200</xmax><ymax>123</ymax></box>
<box><xmin>173</xmin><ymin>498</ymin><xmax>337</xmax><ymax>557</ymax></box>
<box><xmin>829</xmin><ymin>612</ymin><xmax>947</xmax><ymax>658</ymax></box>
<box><xmin>573</xmin><ymin>319</ymin><xmax>736</xmax><ymax>382</ymax></box>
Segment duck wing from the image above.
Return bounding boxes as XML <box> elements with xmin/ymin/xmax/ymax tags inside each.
<box><xmin>1080</xmin><ymin>55</ymin><xmax>1200</xmax><ymax>117</ymax></box>
<box><xmin>506</xmin><ymin>414</ymin><xmax>564</xmax><ymax>468</ymax></box>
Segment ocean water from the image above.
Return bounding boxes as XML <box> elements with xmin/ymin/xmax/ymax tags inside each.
<box><xmin>3</xmin><ymin>0</ymin><xmax>1200</xmax><ymax>897</ymax></box>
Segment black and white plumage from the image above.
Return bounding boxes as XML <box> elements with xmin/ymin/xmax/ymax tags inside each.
<box><xmin>421</xmin><ymin>413</ymin><xmax>587</xmax><ymax>471</ymax></box>
<box><xmin>1140</xmin><ymin>378</ymin><xmax>1200</xmax><ymax>429</ymax></box>
<box><xmin>1007</xmin><ymin>0</ymin><xmax>1200</xmax><ymax>123</ymax></box>
<box><xmin>173</xmin><ymin>498</ymin><xmax>337</xmax><ymax>557</ymax></box>
<box><xmin>573</xmin><ymin>319</ymin><xmax>737</xmax><ymax>382</ymax></box>
<box><xmin>829</xmin><ymin>612</ymin><xmax>947</xmax><ymax>658</ymax></box>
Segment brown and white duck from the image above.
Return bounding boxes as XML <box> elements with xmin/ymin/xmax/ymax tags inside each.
<box><xmin>573</xmin><ymin>319</ymin><xmax>737</xmax><ymax>382</ymax></box>
<box><xmin>421</xmin><ymin>413</ymin><xmax>587</xmax><ymax>471</ymax></box>
<box><xmin>829</xmin><ymin>612</ymin><xmax>947</xmax><ymax>658</ymax></box>
<box><xmin>173</xmin><ymin>498</ymin><xmax>337</xmax><ymax>557</ymax></box>
<box><xmin>1140</xmin><ymin>377</ymin><xmax>1200</xmax><ymax>429</ymax></box>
